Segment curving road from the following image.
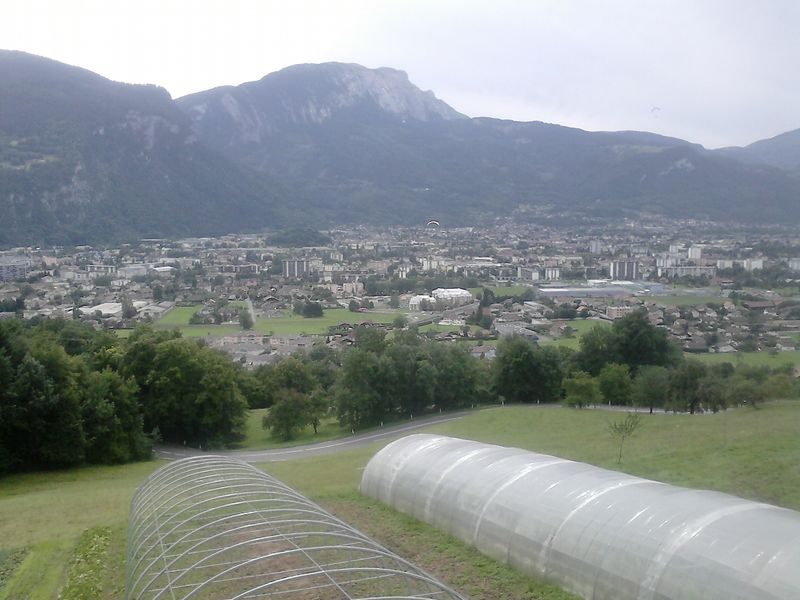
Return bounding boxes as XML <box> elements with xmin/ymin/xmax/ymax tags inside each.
<box><xmin>155</xmin><ymin>411</ymin><xmax>469</xmax><ymax>463</ymax></box>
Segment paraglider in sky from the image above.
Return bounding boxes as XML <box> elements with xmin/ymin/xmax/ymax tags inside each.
<box><xmin>426</xmin><ymin>219</ymin><xmax>440</xmax><ymax>228</ymax></box>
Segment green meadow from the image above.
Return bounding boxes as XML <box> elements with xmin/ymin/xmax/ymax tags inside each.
<box><xmin>644</xmin><ymin>294</ymin><xmax>723</xmax><ymax>306</ymax></box>
<box><xmin>233</xmin><ymin>408</ymin><xmax>347</xmax><ymax>450</ymax></box>
<box><xmin>690</xmin><ymin>350</ymin><xmax>800</xmax><ymax>369</ymax></box>
<box><xmin>4</xmin><ymin>401</ymin><xmax>800</xmax><ymax>598</ymax></box>
<box><xmin>154</xmin><ymin>305</ymin><xmax>405</xmax><ymax>337</ymax></box>
<box><xmin>254</xmin><ymin>307</ymin><xmax>400</xmax><ymax>335</ymax></box>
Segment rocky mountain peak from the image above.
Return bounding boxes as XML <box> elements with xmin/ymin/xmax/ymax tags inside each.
<box><xmin>259</xmin><ymin>62</ymin><xmax>467</xmax><ymax>124</ymax></box>
<box><xmin>177</xmin><ymin>62</ymin><xmax>466</xmax><ymax>147</ymax></box>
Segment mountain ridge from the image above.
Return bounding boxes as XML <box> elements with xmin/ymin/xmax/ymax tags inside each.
<box><xmin>1</xmin><ymin>50</ymin><xmax>799</xmax><ymax>245</ymax></box>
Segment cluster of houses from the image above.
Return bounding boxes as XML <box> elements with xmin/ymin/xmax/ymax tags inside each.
<box><xmin>2</xmin><ymin>220</ymin><xmax>800</xmax><ymax>364</ymax></box>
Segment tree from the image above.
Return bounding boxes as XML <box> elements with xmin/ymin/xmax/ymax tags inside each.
<box><xmin>493</xmin><ymin>336</ymin><xmax>563</xmax><ymax>404</ymax></box>
<box><xmin>384</xmin><ymin>343</ymin><xmax>437</xmax><ymax>416</ymax></box>
<box><xmin>631</xmin><ymin>366</ymin><xmax>670</xmax><ymax>414</ymax></box>
<box><xmin>389</xmin><ymin>294</ymin><xmax>400</xmax><ymax>309</ymax></box>
<box><xmin>612</xmin><ymin>310</ymin><xmax>680</xmax><ymax>373</ymax></box>
<box><xmin>8</xmin><ymin>353</ymin><xmax>85</xmax><ymax>468</ymax></box>
<box><xmin>480</xmin><ymin>287</ymin><xmax>496</xmax><ymax>307</ymax></box>
<box><xmin>555</xmin><ymin>303</ymin><xmax>578</xmax><ymax>319</ymax></box>
<box><xmin>263</xmin><ymin>389</ymin><xmax>309</xmax><ymax>441</ymax></box>
<box><xmin>562</xmin><ymin>371</ymin><xmax>601</xmax><ymax>408</ymax></box>
<box><xmin>255</xmin><ymin>357</ymin><xmax>316</xmax><ymax>408</ymax></box>
<box><xmin>597</xmin><ymin>363</ymin><xmax>633</xmax><ymax>406</ymax></box>
<box><xmin>121</xmin><ymin>296</ymin><xmax>138</xmax><ymax>319</ymax></box>
<box><xmin>428</xmin><ymin>343</ymin><xmax>482</xmax><ymax>410</ymax></box>
<box><xmin>141</xmin><ymin>339</ymin><xmax>247</xmax><ymax>446</ymax></box>
<box><xmin>608</xmin><ymin>413</ymin><xmax>642</xmax><ymax>464</ymax></box>
<box><xmin>348</xmin><ymin>300</ymin><xmax>359</xmax><ymax>312</ymax></box>
<box><xmin>302</xmin><ymin>302</ymin><xmax>323</xmax><ymax>318</ymax></box>
<box><xmin>239</xmin><ymin>310</ymin><xmax>254</xmax><ymax>330</ymax></box>
<box><xmin>577</xmin><ymin>312</ymin><xmax>680</xmax><ymax>376</ymax></box>
<box><xmin>696</xmin><ymin>374</ymin><xmax>728</xmax><ymax>413</ymax></box>
<box><xmin>334</xmin><ymin>349</ymin><xmax>393</xmax><ymax>430</ymax></box>
<box><xmin>306</xmin><ymin>388</ymin><xmax>330</xmax><ymax>434</ymax></box>
<box><xmin>354</xmin><ymin>326</ymin><xmax>386</xmax><ymax>354</ymax></box>
<box><xmin>392</xmin><ymin>314</ymin><xmax>408</xmax><ymax>329</ymax></box>
<box><xmin>80</xmin><ymin>369</ymin><xmax>150</xmax><ymax>463</ymax></box>
<box><xmin>575</xmin><ymin>325</ymin><xmax>619</xmax><ymax>375</ymax></box>
<box><xmin>725</xmin><ymin>376</ymin><xmax>766</xmax><ymax>408</ymax></box>
<box><xmin>668</xmin><ymin>360</ymin><xmax>707</xmax><ymax>413</ymax></box>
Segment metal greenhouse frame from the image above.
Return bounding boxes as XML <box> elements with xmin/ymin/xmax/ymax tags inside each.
<box><xmin>361</xmin><ymin>434</ymin><xmax>800</xmax><ymax>600</ymax></box>
<box><xmin>126</xmin><ymin>455</ymin><xmax>464</xmax><ymax>600</ymax></box>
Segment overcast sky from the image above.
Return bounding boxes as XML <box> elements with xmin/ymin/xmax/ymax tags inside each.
<box><xmin>4</xmin><ymin>0</ymin><xmax>799</xmax><ymax>148</ymax></box>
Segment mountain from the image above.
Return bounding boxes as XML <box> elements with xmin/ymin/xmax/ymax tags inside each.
<box><xmin>716</xmin><ymin>129</ymin><xmax>800</xmax><ymax>172</ymax></box>
<box><xmin>177</xmin><ymin>62</ymin><xmax>800</xmax><ymax>227</ymax></box>
<box><xmin>2</xmin><ymin>53</ymin><xmax>800</xmax><ymax>246</ymax></box>
<box><xmin>0</xmin><ymin>51</ymin><xmax>288</xmax><ymax>246</ymax></box>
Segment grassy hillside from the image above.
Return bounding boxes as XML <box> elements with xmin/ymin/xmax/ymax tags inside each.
<box><xmin>2</xmin><ymin>401</ymin><xmax>799</xmax><ymax>598</ymax></box>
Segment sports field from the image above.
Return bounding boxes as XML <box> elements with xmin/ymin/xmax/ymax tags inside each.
<box><xmin>155</xmin><ymin>305</ymin><xmax>404</xmax><ymax>337</ymax></box>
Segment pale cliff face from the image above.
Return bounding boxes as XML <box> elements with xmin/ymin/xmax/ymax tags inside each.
<box><xmin>179</xmin><ymin>62</ymin><xmax>466</xmax><ymax>146</ymax></box>
<box><xmin>282</xmin><ymin>64</ymin><xmax>464</xmax><ymax>124</ymax></box>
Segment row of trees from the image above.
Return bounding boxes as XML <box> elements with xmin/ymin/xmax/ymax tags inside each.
<box><xmin>4</xmin><ymin>309</ymin><xmax>796</xmax><ymax>472</ymax></box>
<box><xmin>253</xmin><ymin>310</ymin><xmax>798</xmax><ymax>440</ymax></box>
<box><xmin>245</xmin><ymin>328</ymin><xmax>489</xmax><ymax>440</ymax></box>
<box><xmin>0</xmin><ymin>320</ymin><xmax>248</xmax><ymax>474</ymax></box>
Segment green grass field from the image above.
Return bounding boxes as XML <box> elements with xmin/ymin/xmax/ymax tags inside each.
<box><xmin>265</xmin><ymin>401</ymin><xmax>800</xmax><ymax>510</ymax></box>
<box><xmin>155</xmin><ymin>305</ymin><xmax>201</xmax><ymax>326</ymax></box>
<box><xmin>263</xmin><ymin>401</ymin><xmax>800</xmax><ymax>598</ymax></box>
<box><xmin>0</xmin><ymin>461</ymin><xmax>162</xmax><ymax>599</ymax></box>
<box><xmin>689</xmin><ymin>350</ymin><xmax>800</xmax><ymax>368</ymax></box>
<box><xmin>154</xmin><ymin>304</ymin><xmax>245</xmax><ymax>337</ymax></box>
<box><xmin>4</xmin><ymin>401</ymin><xmax>800</xmax><ymax>598</ymax></box>
<box><xmin>155</xmin><ymin>305</ymin><xmax>404</xmax><ymax>337</ymax></box>
<box><xmin>233</xmin><ymin>408</ymin><xmax>348</xmax><ymax>450</ymax></box>
<box><xmin>255</xmin><ymin>308</ymin><xmax>401</xmax><ymax>335</ymax></box>
<box><xmin>644</xmin><ymin>294</ymin><xmax>723</xmax><ymax>306</ymax></box>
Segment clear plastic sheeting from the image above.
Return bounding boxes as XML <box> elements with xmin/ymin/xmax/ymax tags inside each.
<box><xmin>360</xmin><ymin>434</ymin><xmax>800</xmax><ymax>600</ymax></box>
<box><xmin>125</xmin><ymin>455</ymin><xmax>465</xmax><ymax>600</ymax></box>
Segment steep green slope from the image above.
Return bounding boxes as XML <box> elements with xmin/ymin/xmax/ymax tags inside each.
<box><xmin>0</xmin><ymin>51</ymin><xmax>287</xmax><ymax>246</ymax></box>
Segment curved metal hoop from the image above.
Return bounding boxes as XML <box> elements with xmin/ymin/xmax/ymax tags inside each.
<box><xmin>126</xmin><ymin>455</ymin><xmax>464</xmax><ymax>600</ymax></box>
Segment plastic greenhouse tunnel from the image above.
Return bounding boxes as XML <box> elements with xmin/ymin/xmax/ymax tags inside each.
<box><xmin>360</xmin><ymin>433</ymin><xmax>800</xmax><ymax>600</ymax></box>
<box><xmin>125</xmin><ymin>455</ymin><xmax>465</xmax><ymax>600</ymax></box>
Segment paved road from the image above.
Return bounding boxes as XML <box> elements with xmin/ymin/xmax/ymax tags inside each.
<box><xmin>155</xmin><ymin>411</ymin><xmax>469</xmax><ymax>463</ymax></box>
<box><xmin>154</xmin><ymin>404</ymin><xmax>668</xmax><ymax>464</ymax></box>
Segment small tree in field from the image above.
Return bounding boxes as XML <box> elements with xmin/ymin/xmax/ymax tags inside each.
<box><xmin>263</xmin><ymin>389</ymin><xmax>308</xmax><ymax>441</ymax></box>
<box><xmin>239</xmin><ymin>310</ymin><xmax>254</xmax><ymax>330</ymax></box>
<box><xmin>562</xmin><ymin>371</ymin><xmax>601</xmax><ymax>408</ymax></box>
<box><xmin>608</xmin><ymin>413</ymin><xmax>642</xmax><ymax>464</ymax></box>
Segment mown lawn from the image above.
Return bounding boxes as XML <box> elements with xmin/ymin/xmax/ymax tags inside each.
<box><xmin>0</xmin><ymin>461</ymin><xmax>163</xmax><ymax>599</ymax></box>
<box><xmin>644</xmin><ymin>294</ymin><xmax>723</xmax><ymax>306</ymax></box>
<box><xmin>255</xmin><ymin>307</ymin><xmax>402</xmax><ymax>335</ymax></box>
<box><xmin>154</xmin><ymin>304</ymin><xmax>201</xmax><ymax>326</ymax></box>
<box><xmin>154</xmin><ymin>305</ymin><xmax>406</xmax><ymax>338</ymax></box>
<box><xmin>233</xmin><ymin>408</ymin><xmax>348</xmax><ymax>450</ymax></box>
<box><xmin>265</xmin><ymin>400</ymin><xmax>800</xmax><ymax>511</ymax></box>
<box><xmin>263</xmin><ymin>401</ymin><xmax>800</xmax><ymax>599</ymax></box>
